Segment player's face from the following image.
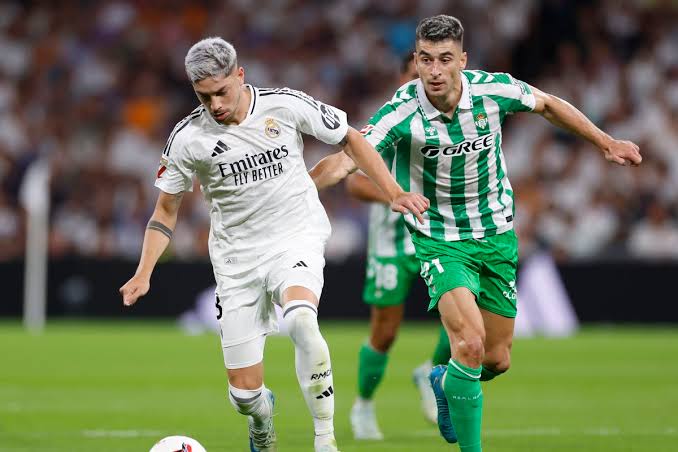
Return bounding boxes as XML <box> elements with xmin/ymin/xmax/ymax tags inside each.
<box><xmin>193</xmin><ymin>67</ymin><xmax>245</xmax><ymax>124</ymax></box>
<box><xmin>415</xmin><ymin>39</ymin><xmax>467</xmax><ymax>98</ymax></box>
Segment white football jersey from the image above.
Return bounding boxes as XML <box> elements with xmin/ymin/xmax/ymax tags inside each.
<box><xmin>155</xmin><ymin>85</ymin><xmax>349</xmax><ymax>275</ymax></box>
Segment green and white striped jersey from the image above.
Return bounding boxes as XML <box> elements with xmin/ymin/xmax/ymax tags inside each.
<box><xmin>362</xmin><ymin>70</ymin><xmax>535</xmax><ymax>242</ymax></box>
<box><xmin>366</xmin><ymin>203</ymin><xmax>416</xmax><ymax>257</ymax></box>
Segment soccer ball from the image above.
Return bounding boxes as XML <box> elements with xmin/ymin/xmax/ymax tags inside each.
<box><xmin>149</xmin><ymin>435</ymin><xmax>207</xmax><ymax>452</ymax></box>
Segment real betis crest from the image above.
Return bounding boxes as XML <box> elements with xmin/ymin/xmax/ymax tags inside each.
<box><xmin>475</xmin><ymin>113</ymin><xmax>488</xmax><ymax>130</ymax></box>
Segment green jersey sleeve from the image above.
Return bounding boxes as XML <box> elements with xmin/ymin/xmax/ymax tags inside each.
<box><xmin>466</xmin><ymin>71</ymin><xmax>536</xmax><ymax>114</ymax></box>
<box><xmin>360</xmin><ymin>102</ymin><xmax>402</xmax><ymax>154</ymax></box>
<box><xmin>361</xmin><ymin>81</ymin><xmax>419</xmax><ymax>153</ymax></box>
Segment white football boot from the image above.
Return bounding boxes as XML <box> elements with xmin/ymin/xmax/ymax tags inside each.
<box><xmin>350</xmin><ymin>398</ymin><xmax>384</xmax><ymax>440</ymax></box>
<box><xmin>413</xmin><ymin>361</ymin><xmax>438</xmax><ymax>424</ymax></box>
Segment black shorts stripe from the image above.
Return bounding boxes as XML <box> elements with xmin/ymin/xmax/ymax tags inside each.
<box><xmin>163</xmin><ymin>107</ymin><xmax>204</xmax><ymax>156</ymax></box>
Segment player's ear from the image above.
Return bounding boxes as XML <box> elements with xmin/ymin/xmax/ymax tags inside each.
<box><xmin>460</xmin><ymin>51</ymin><xmax>468</xmax><ymax>70</ymax></box>
<box><xmin>236</xmin><ymin>66</ymin><xmax>245</xmax><ymax>83</ymax></box>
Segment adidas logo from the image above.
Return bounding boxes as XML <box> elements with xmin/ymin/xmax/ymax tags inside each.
<box><xmin>211</xmin><ymin>140</ymin><xmax>230</xmax><ymax>157</ymax></box>
<box><xmin>315</xmin><ymin>385</ymin><xmax>334</xmax><ymax>399</ymax></box>
<box><xmin>292</xmin><ymin>261</ymin><xmax>308</xmax><ymax>268</ymax></box>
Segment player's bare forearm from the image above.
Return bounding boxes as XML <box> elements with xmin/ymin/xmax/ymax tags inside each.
<box><xmin>309</xmin><ymin>151</ymin><xmax>357</xmax><ymax>190</ymax></box>
<box><xmin>134</xmin><ymin>191</ymin><xmax>182</xmax><ymax>277</ymax></box>
<box><xmin>342</xmin><ymin>127</ymin><xmax>429</xmax><ymax>223</ymax></box>
<box><xmin>346</xmin><ymin>172</ymin><xmax>390</xmax><ymax>204</ymax></box>
<box><xmin>532</xmin><ymin>88</ymin><xmax>642</xmax><ymax>166</ymax></box>
<box><xmin>342</xmin><ymin>127</ymin><xmax>403</xmax><ymax>201</ymax></box>
<box><xmin>120</xmin><ymin>191</ymin><xmax>183</xmax><ymax>306</ymax></box>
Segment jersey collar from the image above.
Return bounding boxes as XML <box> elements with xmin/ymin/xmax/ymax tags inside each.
<box><xmin>416</xmin><ymin>72</ymin><xmax>473</xmax><ymax>121</ymax></box>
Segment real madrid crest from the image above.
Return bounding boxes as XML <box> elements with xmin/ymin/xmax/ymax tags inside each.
<box><xmin>475</xmin><ymin>113</ymin><xmax>488</xmax><ymax>130</ymax></box>
<box><xmin>264</xmin><ymin>118</ymin><xmax>281</xmax><ymax>138</ymax></box>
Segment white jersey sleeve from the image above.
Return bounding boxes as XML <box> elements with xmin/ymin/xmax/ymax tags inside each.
<box><xmin>260</xmin><ymin>88</ymin><xmax>348</xmax><ymax>145</ymax></box>
<box><xmin>154</xmin><ymin>118</ymin><xmax>198</xmax><ymax>194</ymax></box>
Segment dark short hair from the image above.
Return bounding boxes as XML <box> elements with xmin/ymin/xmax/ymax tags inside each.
<box><xmin>400</xmin><ymin>51</ymin><xmax>415</xmax><ymax>74</ymax></box>
<box><xmin>416</xmin><ymin>15</ymin><xmax>464</xmax><ymax>45</ymax></box>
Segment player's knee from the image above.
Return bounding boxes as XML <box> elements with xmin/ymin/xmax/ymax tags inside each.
<box><xmin>483</xmin><ymin>346</ymin><xmax>512</xmax><ymax>375</ymax></box>
<box><xmin>284</xmin><ymin>301</ymin><xmax>323</xmax><ymax>350</ymax></box>
<box><xmin>484</xmin><ymin>356</ymin><xmax>511</xmax><ymax>375</ymax></box>
<box><xmin>456</xmin><ymin>336</ymin><xmax>485</xmax><ymax>365</ymax></box>
<box><xmin>228</xmin><ymin>373</ymin><xmax>262</xmax><ymax>390</ymax></box>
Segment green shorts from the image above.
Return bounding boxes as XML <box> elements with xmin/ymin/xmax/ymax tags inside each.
<box><xmin>412</xmin><ymin>230</ymin><xmax>519</xmax><ymax>318</ymax></box>
<box><xmin>362</xmin><ymin>254</ymin><xmax>421</xmax><ymax>306</ymax></box>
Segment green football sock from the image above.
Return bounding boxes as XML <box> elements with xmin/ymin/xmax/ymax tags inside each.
<box><xmin>444</xmin><ymin>359</ymin><xmax>483</xmax><ymax>452</ymax></box>
<box><xmin>357</xmin><ymin>343</ymin><xmax>388</xmax><ymax>399</ymax></box>
<box><xmin>480</xmin><ymin>366</ymin><xmax>500</xmax><ymax>382</ymax></box>
<box><xmin>431</xmin><ymin>326</ymin><xmax>451</xmax><ymax>366</ymax></box>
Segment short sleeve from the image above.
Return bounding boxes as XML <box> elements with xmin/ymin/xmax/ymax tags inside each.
<box><xmin>154</xmin><ymin>133</ymin><xmax>195</xmax><ymax>194</ymax></box>
<box><xmin>361</xmin><ymin>102</ymin><xmax>402</xmax><ymax>154</ymax></box>
<box><xmin>278</xmin><ymin>88</ymin><xmax>349</xmax><ymax>145</ymax></box>
<box><xmin>471</xmin><ymin>72</ymin><xmax>536</xmax><ymax>114</ymax></box>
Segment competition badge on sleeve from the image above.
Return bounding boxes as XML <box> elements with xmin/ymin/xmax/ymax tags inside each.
<box><xmin>157</xmin><ymin>156</ymin><xmax>168</xmax><ymax>178</ymax></box>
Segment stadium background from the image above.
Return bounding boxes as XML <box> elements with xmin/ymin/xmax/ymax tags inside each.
<box><xmin>1</xmin><ymin>1</ymin><xmax>677</xmax><ymax>451</ymax></box>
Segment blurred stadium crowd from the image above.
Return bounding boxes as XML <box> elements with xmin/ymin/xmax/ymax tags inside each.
<box><xmin>0</xmin><ymin>0</ymin><xmax>677</xmax><ymax>263</ymax></box>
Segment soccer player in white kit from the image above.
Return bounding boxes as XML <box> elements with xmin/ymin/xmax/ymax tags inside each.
<box><xmin>118</xmin><ymin>37</ymin><xmax>429</xmax><ymax>452</ymax></box>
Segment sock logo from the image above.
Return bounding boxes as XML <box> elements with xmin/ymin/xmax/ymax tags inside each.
<box><xmin>311</xmin><ymin>368</ymin><xmax>332</xmax><ymax>380</ymax></box>
<box><xmin>315</xmin><ymin>385</ymin><xmax>334</xmax><ymax>399</ymax></box>
<box><xmin>292</xmin><ymin>261</ymin><xmax>308</xmax><ymax>268</ymax></box>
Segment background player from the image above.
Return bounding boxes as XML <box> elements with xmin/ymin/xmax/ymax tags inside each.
<box><xmin>343</xmin><ymin>53</ymin><xmax>449</xmax><ymax>439</ymax></box>
<box><xmin>119</xmin><ymin>37</ymin><xmax>429</xmax><ymax>452</ymax></box>
<box><xmin>312</xmin><ymin>15</ymin><xmax>641</xmax><ymax>452</ymax></box>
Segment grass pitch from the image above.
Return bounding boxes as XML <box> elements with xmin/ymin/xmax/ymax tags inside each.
<box><xmin>1</xmin><ymin>321</ymin><xmax>677</xmax><ymax>451</ymax></box>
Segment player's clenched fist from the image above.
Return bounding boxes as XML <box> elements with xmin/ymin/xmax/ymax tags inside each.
<box><xmin>391</xmin><ymin>192</ymin><xmax>430</xmax><ymax>224</ymax></box>
<box><xmin>602</xmin><ymin>139</ymin><xmax>642</xmax><ymax>167</ymax></box>
<box><xmin>119</xmin><ymin>275</ymin><xmax>150</xmax><ymax>306</ymax></box>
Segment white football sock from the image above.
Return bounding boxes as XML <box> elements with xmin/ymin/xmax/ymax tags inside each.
<box><xmin>228</xmin><ymin>384</ymin><xmax>272</xmax><ymax>428</ymax></box>
<box><xmin>283</xmin><ymin>300</ymin><xmax>335</xmax><ymax>436</ymax></box>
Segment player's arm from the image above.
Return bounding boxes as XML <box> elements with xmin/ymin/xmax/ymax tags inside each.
<box><xmin>309</xmin><ymin>151</ymin><xmax>357</xmax><ymax>190</ymax></box>
<box><xmin>119</xmin><ymin>191</ymin><xmax>184</xmax><ymax>306</ymax></box>
<box><xmin>341</xmin><ymin>127</ymin><xmax>429</xmax><ymax>223</ymax></box>
<box><xmin>309</xmin><ymin>151</ymin><xmax>390</xmax><ymax>203</ymax></box>
<box><xmin>531</xmin><ymin>87</ymin><xmax>642</xmax><ymax>166</ymax></box>
<box><xmin>345</xmin><ymin>172</ymin><xmax>390</xmax><ymax>204</ymax></box>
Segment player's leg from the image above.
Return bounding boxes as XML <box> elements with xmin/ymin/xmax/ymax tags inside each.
<box><xmin>224</xmin><ymin>337</ymin><xmax>276</xmax><ymax>452</ymax></box>
<box><xmin>431</xmin><ymin>324</ymin><xmax>452</xmax><ymax>366</ymax></box>
<box><xmin>352</xmin><ymin>304</ymin><xmax>403</xmax><ymax>439</ymax></box>
<box><xmin>216</xmin><ymin>271</ymin><xmax>278</xmax><ymax>452</ymax></box>
<box><xmin>476</xmin><ymin>229</ymin><xmax>519</xmax><ymax>382</ymax></box>
<box><xmin>414</xmin><ymin>234</ymin><xmax>485</xmax><ymax>449</ymax></box>
<box><xmin>281</xmin><ymin>285</ymin><xmax>337</xmax><ymax>451</ymax></box>
<box><xmin>352</xmin><ymin>254</ymin><xmax>413</xmax><ymax>438</ymax></box>
<box><xmin>480</xmin><ymin>310</ymin><xmax>514</xmax><ymax>381</ymax></box>
<box><xmin>358</xmin><ymin>304</ymin><xmax>403</xmax><ymax>398</ymax></box>
<box><xmin>436</xmin><ymin>288</ymin><xmax>485</xmax><ymax>452</ymax></box>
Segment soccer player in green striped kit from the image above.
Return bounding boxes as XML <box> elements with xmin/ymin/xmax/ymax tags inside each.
<box><xmin>344</xmin><ymin>53</ymin><xmax>451</xmax><ymax>440</ymax></box>
<box><xmin>313</xmin><ymin>14</ymin><xmax>642</xmax><ymax>451</ymax></box>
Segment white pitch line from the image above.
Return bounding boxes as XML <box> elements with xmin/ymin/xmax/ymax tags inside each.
<box><xmin>82</xmin><ymin>429</ymin><xmax>163</xmax><ymax>438</ymax></box>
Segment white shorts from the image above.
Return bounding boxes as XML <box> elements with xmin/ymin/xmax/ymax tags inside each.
<box><xmin>215</xmin><ymin>243</ymin><xmax>325</xmax><ymax>366</ymax></box>
<box><xmin>222</xmin><ymin>334</ymin><xmax>267</xmax><ymax>369</ymax></box>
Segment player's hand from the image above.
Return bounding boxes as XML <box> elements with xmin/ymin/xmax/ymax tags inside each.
<box><xmin>391</xmin><ymin>192</ymin><xmax>430</xmax><ymax>224</ymax></box>
<box><xmin>602</xmin><ymin>139</ymin><xmax>642</xmax><ymax>166</ymax></box>
<box><xmin>119</xmin><ymin>275</ymin><xmax>150</xmax><ymax>306</ymax></box>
